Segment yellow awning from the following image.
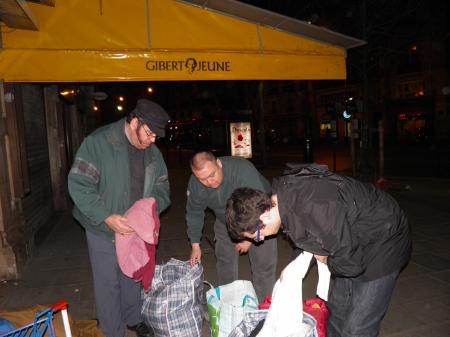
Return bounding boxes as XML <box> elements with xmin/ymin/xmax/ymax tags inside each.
<box><xmin>0</xmin><ymin>0</ymin><xmax>365</xmax><ymax>82</ymax></box>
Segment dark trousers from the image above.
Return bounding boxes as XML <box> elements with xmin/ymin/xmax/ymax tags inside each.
<box><xmin>327</xmin><ymin>270</ymin><xmax>399</xmax><ymax>337</ymax></box>
<box><xmin>86</xmin><ymin>231</ymin><xmax>143</xmax><ymax>337</ymax></box>
<box><xmin>213</xmin><ymin>218</ymin><xmax>277</xmax><ymax>302</ymax></box>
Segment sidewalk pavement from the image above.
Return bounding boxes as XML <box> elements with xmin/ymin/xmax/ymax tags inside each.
<box><xmin>1</xmin><ymin>167</ymin><xmax>449</xmax><ymax>337</ymax></box>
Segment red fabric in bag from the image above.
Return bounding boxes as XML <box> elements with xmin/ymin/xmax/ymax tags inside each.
<box><xmin>303</xmin><ymin>298</ymin><xmax>328</xmax><ymax>337</ymax></box>
<box><xmin>258</xmin><ymin>295</ymin><xmax>272</xmax><ymax>310</ymax></box>
<box><xmin>256</xmin><ymin>296</ymin><xmax>328</xmax><ymax>337</ymax></box>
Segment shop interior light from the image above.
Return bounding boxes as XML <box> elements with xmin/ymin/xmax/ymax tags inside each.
<box><xmin>60</xmin><ymin>89</ymin><xmax>76</xmax><ymax>96</ymax></box>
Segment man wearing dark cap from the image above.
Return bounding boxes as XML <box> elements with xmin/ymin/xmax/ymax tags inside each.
<box><xmin>68</xmin><ymin>99</ymin><xmax>171</xmax><ymax>337</ymax></box>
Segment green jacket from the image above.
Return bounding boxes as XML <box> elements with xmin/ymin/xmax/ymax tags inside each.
<box><xmin>68</xmin><ymin>118</ymin><xmax>170</xmax><ymax>240</ymax></box>
<box><xmin>186</xmin><ymin>156</ymin><xmax>270</xmax><ymax>243</ymax></box>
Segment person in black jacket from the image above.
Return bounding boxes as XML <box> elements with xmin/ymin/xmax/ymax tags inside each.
<box><xmin>226</xmin><ymin>164</ymin><xmax>411</xmax><ymax>337</ymax></box>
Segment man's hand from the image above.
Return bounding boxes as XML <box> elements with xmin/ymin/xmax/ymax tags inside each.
<box><xmin>235</xmin><ymin>240</ymin><xmax>252</xmax><ymax>254</ymax></box>
<box><xmin>314</xmin><ymin>254</ymin><xmax>328</xmax><ymax>265</ymax></box>
<box><xmin>105</xmin><ymin>214</ymin><xmax>134</xmax><ymax>235</ymax></box>
<box><xmin>190</xmin><ymin>243</ymin><xmax>202</xmax><ymax>267</ymax></box>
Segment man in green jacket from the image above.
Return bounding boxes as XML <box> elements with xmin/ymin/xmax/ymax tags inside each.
<box><xmin>68</xmin><ymin>99</ymin><xmax>170</xmax><ymax>337</ymax></box>
<box><xmin>186</xmin><ymin>151</ymin><xmax>277</xmax><ymax>301</ymax></box>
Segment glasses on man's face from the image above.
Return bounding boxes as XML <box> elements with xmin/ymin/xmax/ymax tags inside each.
<box><xmin>198</xmin><ymin>168</ymin><xmax>217</xmax><ymax>183</ymax></box>
<box><xmin>255</xmin><ymin>223</ymin><xmax>267</xmax><ymax>242</ymax></box>
<box><xmin>137</xmin><ymin>118</ymin><xmax>158</xmax><ymax>139</ymax></box>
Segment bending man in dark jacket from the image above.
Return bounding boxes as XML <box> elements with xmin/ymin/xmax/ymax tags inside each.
<box><xmin>186</xmin><ymin>151</ymin><xmax>277</xmax><ymax>301</ymax></box>
<box><xmin>226</xmin><ymin>164</ymin><xmax>411</xmax><ymax>337</ymax></box>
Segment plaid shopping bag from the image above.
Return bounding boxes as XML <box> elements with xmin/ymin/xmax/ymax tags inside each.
<box><xmin>142</xmin><ymin>259</ymin><xmax>204</xmax><ymax>337</ymax></box>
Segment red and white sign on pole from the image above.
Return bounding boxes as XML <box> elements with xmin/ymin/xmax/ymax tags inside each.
<box><xmin>230</xmin><ymin>122</ymin><xmax>252</xmax><ymax>158</ymax></box>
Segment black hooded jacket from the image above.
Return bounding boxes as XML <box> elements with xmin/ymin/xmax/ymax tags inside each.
<box><xmin>273</xmin><ymin>164</ymin><xmax>411</xmax><ymax>281</ymax></box>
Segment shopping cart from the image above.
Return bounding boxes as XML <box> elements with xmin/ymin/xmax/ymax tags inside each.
<box><xmin>0</xmin><ymin>300</ymin><xmax>72</xmax><ymax>337</ymax></box>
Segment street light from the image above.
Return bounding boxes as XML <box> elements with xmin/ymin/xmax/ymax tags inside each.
<box><xmin>343</xmin><ymin>110</ymin><xmax>352</xmax><ymax>120</ymax></box>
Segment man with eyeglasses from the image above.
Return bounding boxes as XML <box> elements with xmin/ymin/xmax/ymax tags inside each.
<box><xmin>186</xmin><ymin>151</ymin><xmax>277</xmax><ymax>302</ymax></box>
<box><xmin>68</xmin><ymin>99</ymin><xmax>170</xmax><ymax>337</ymax></box>
<box><xmin>226</xmin><ymin>164</ymin><xmax>411</xmax><ymax>337</ymax></box>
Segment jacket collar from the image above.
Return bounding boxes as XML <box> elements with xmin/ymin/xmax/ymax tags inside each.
<box><xmin>106</xmin><ymin>118</ymin><xmax>128</xmax><ymax>146</ymax></box>
<box><xmin>283</xmin><ymin>163</ymin><xmax>331</xmax><ymax>179</ymax></box>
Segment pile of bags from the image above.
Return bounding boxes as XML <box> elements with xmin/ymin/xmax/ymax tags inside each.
<box><xmin>142</xmin><ymin>252</ymin><xmax>329</xmax><ymax>337</ymax></box>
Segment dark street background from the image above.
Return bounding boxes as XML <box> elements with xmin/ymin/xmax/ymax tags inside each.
<box><xmin>161</xmin><ymin>141</ymin><xmax>450</xmax><ymax>180</ymax></box>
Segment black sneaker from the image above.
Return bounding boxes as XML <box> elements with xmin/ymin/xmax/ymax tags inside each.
<box><xmin>127</xmin><ymin>322</ymin><xmax>154</xmax><ymax>337</ymax></box>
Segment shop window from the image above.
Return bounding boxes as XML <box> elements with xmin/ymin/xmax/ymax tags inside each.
<box><xmin>319</xmin><ymin>121</ymin><xmax>332</xmax><ymax>138</ymax></box>
<box><xmin>395</xmin><ymin>79</ymin><xmax>425</xmax><ymax>98</ymax></box>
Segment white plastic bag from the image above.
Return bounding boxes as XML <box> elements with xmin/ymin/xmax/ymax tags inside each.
<box><xmin>257</xmin><ymin>252</ymin><xmax>325</xmax><ymax>337</ymax></box>
<box><xmin>206</xmin><ymin>280</ymin><xmax>259</xmax><ymax>337</ymax></box>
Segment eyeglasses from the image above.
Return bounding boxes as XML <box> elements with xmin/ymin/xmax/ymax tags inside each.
<box><xmin>197</xmin><ymin>168</ymin><xmax>217</xmax><ymax>183</ymax></box>
<box><xmin>137</xmin><ymin>118</ymin><xmax>158</xmax><ymax>139</ymax></box>
<box><xmin>255</xmin><ymin>223</ymin><xmax>266</xmax><ymax>242</ymax></box>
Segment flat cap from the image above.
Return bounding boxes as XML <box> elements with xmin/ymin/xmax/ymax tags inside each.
<box><xmin>131</xmin><ymin>99</ymin><xmax>170</xmax><ymax>137</ymax></box>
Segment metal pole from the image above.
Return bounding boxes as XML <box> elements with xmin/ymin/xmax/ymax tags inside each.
<box><xmin>378</xmin><ymin>120</ymin><xmax>384</xmax><ymax>178</ymax></box>
<box><xmin>257</xmin><ymin>81</ymin><xmax>267</xmax><ymax>167</ymax></box>
<box><xmin>333</xmin><ymin>147</ymin><xmax>337</xmax><ymax>172</ymax></box>
<box><xmin>333</xmin><ymin>116</ymin><xmax>339</xmax><ymax>172</ymax></box>
<box><xmin>351</xmin><ymin>121</ymin><xmax>356</xmax><ymax>177</ymax></box>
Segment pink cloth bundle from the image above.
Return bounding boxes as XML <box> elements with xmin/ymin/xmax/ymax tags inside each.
<box><xmin>115</xmin><ymin>198</ymin><xmax>160</xmax><ymax>292</ymax></box>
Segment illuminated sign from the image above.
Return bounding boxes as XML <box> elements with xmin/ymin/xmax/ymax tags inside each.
<box><xmin>230</xmin><ymin>122</ymin><xmax>252</xmax><ymax>158</ymax></box>
<box><xmin>146</xmin><ymin>58</ymin><xmax>231</xmax><ymax>74</ymax></box>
